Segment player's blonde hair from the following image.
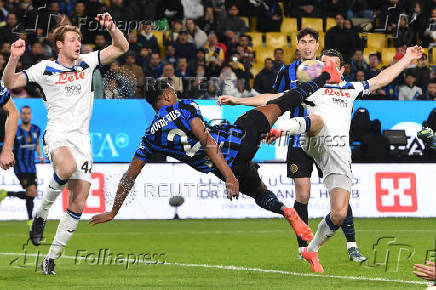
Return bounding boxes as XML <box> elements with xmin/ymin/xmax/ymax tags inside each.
<box><xmin>52</xmin><ymin>25</ymin><xmax>82</xmax><ymax>52</ymax></box>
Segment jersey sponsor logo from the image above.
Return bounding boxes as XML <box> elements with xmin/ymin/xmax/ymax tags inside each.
<box><xmin>332</xmin><ymin>97</ymin><xmax>348</xmax><ymax>108</ymax></box>
<box><xmin>65</xmin><ymin>84</ymin><xmax>82</xmax><ymax>96</ymax></box>
<box><xmin>324</xmin><ymin>88</ymin><xmax>351</xmax><ymax>98</ymax></box>
<box><xmin>55</xmin><ymin>71</ymin><xmax>86</xmax><ymax>85</ymax></box>
<box><xmin>375</xmin><ymin>172</ymin><xmax>417</xmax><ymax>212</ymax></box>
<box><xmin>150</xmin><ymin>110</ymin><xmax>182</xmax><ymax>134</ymax></box>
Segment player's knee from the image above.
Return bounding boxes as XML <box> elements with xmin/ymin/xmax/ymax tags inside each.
<box><xmin>57</xmin><ymin>162</ymin><xmax>76</xmax><ymax>180</ymax></box>
<box><xmin>307</xmin><ymin>114</ymin><xmax>324</xmax><ymax>137</ymax></box>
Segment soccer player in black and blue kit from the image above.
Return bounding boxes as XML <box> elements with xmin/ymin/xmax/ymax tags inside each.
<box><xmin>89</xmin><ymin>64</ymin><xmax>341</xmax><ymax>247</ymax></box>
<box><xmin>0</xmin><ymin>105</ymin><xmax>44</xmax><ymax>223</ymax></box>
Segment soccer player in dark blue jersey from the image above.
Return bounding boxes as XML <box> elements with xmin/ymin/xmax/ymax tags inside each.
<box><xmin>0</xmin><ymin>82</ymin><xmax>18</xmax><ymax>170</ymax></box>
<box><xmin>89</xmin><ymin>66</ymin><xmax>340</xmax><ymax>244</ymax></box>
<box><xmin>0</xmin><ymin>106</ymin><xmax>44</xmax><ymax>222</ymax></box>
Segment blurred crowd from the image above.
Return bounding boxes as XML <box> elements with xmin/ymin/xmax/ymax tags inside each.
<box><xmin>2</xmin><ymin>0</ymin><xmax>436</xmax><ymax>100</ymax></box>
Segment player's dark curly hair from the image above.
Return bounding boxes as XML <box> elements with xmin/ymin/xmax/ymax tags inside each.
<box><xmin>297</xmin><ymin>27</ymin><xmax>319</xmax><ymax>43</ymax></box>
<box><xmin>321</xmin><ymin>48</ymin><xmax>344</xmax><ymax>67</ymax></box>
<box><xmin>145</xmin><ymin>79</ymin><xmax>172</xmax><ymax>109</ymax></box>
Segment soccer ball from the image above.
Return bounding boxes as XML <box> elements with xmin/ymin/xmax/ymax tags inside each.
<box><xmin>296</xmin><ymin>60</ymin><xmax>324</xmax><ymax>82</ymax></box>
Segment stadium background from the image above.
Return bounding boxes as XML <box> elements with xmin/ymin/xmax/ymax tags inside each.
<box><xmin>0</xmin><ymin>0</ymin><xmax>435</xmax><ymax>287</ymax></box>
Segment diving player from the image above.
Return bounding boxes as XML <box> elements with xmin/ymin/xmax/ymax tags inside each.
<box><xmin>88</xmin><ymin>63</ymin><xmax>341</xmax><ymax>247</ymax></box>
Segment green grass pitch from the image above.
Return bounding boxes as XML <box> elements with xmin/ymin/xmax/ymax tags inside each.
<box><xmin>0</xmin><ymin>218</ymin><xmax>434</xmax><ymax>289</ymax></box>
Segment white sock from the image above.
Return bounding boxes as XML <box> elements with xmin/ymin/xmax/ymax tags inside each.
<box><xmin>47</xmin><ymin>210</ymin><xmax>80</xmax><ymax>260</ymax></box>
<box><xmin>307</xmin><ymin>218</ymin><xmax>337</xmax><ymax>253</ymax></box>
<box><xmin>282</xmin><ymin>117</ymin><xmax>309</xmax><ymax>135</ymax></box>
<box><xmin>36</xmin><ymin>173</ymin><xmax>67</xmax><ymax>220</ymax></box>
<box><xmin>347</xmin><ymin>242</ymin><xmax>357</xmax><ymax>249</ymax></box>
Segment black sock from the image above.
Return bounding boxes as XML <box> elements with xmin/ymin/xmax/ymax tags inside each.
<box><xmin>25</xmin><ymin>196</ymin><xmax>35</xmax><ymax>220</ymax></box>
<box><xmin>7</xmin><ymin>191</ymin><xmax>26</xmax><ymax>199</ymax></box>
<box><xmin>294</xmin><ymin>201</ymin><xmax>309</xmax><ymax>247</ymax></box>
<box><xmin>341</xmin><ymin>204</ymin><xmax>356</xmax><ymax>243</ymax></box>
<box><xmin>254</xmin><ymin>190</ymin><xmax>284</xmax><ymax>214</ymax></box>
<box><xmin>267</xmin><ymin>72</ymin><xmax>330</xmax><ymax>113</ymax></box>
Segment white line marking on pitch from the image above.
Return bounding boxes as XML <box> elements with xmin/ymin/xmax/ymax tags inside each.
<box><xmin>0</xmin><ymin>252</ymin><xmax>428</xmax><ymax>286</ymax></box>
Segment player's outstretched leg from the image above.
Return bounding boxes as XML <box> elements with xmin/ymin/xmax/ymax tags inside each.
<box><xmin>253</xmin><ymin>71</ymin><xmax>331</xmax><ymax>130</ymax></box>
<box><xmin>42</xmin><ymin>179</ymin><xmax>90</xmax><ymax>275</ymax></box>
<box><xmin>341</xmin><ymin>205</ymin><xmax>367</xmax><ymax>262</ymax></box>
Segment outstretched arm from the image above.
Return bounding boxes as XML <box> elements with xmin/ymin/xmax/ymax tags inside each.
<box><xmin>89</xmin><ymin>157</ymin><xmax>145</xmax><ymax>225</ymax></box>
<box><xmin>97</xmin><ymin>13</ymin><xmax>129</xmax><ymax>65</ymax></box>
<box><xmin>3</xmin><ymin>39</ymin><xmax>27</xmax><ymax>89</ymax></box>
<box><xmin>217</xmin><ymin>93</ymin><xmax>283</xmax><ymax>107</ymax></box>
<box><xmin>368</xmin><ymin>46</ymin><xmax>422</xmax><ymax>92</ymax></box>
<box><xmin>0</xmin><ymin>98</ymin><xmax>18</xmax><ymax>169</ymax></box>
<box><xmin>190</xmin><ymin>117</ymin><xmax>239</xmax><ymax>200</ymax></box>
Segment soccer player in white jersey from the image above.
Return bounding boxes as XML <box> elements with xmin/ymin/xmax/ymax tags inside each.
<box><xmin>2</xmin><ymin>13</ymin><xmax>129</xmax><ymax>274</ymax></box>
<box><xmin>219</xmin><ymin>46</ymin><xmax>422</xmax><ymax>272</ymax></box>
<box><xmin>266</xmin><ymin>46</ymin><xmax>422</xmax><ymax>272</ymax></box>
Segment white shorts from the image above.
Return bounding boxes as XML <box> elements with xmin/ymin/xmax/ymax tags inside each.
<box><xmin>43</xmin><ymin>130</ymin><xmax>93</xmax><ymax>183</ymax></box>
<box><xmin>301</xmin><ymin>126</ymin><xmax>353</xmax><ymax>190</ymax></box>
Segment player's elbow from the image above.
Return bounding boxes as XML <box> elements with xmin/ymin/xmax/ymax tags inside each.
<box><xmin>121</xmin><ymin>42</ymin><xmax>129</xmax><ymax>53</ymax></box>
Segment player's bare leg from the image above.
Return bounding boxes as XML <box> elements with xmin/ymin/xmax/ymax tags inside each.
<box><xmin>302</xmin><ymin>180</ymin><xmax>350</xmax><ymax>273</ymax></box>
<box><xmin>30</xmin><ymin>147</ymin><xmax>76</xmax><ymax>246</ymax></box>
<box><xmin>41</xmin><ymin>179</ymin><xmax>90</xmax><ymax>275</ymax></box>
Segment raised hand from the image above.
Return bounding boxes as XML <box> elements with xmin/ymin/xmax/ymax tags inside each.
<box><xmin>404</xmin><ymin>45</ymin><xmax>423</xmax><ymax>61</ymax></box>
<box><xmin>10</xmin><ymin>39</ymin><xmax>26</xmax><ymax>58</ymax></box>
<box><xmin>95</xmin><ymin>13</ymin><xmax>115</xmax><ymax>31</ymax></box>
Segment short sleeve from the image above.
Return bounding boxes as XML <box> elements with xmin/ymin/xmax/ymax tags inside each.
<box><xmin>36</xmin><ymin>126</ymin><xmax>41</xmax><ymax>138</ymax></box>
<box><xmin>80</xmin><ymin>50</ymin><xmax>100</xmax><ymax>71</ymax></box>
<box><xmin>134</xmin><ymin>136</ymin><xmax>153</xmax><ymax>163</ymax></box>
<box><xmin>179</xmin><ymin>100</ymin><xmax>204</xmax><ymax>123</ymax></box>
<box><xmin>352</xmin><ymin>81</ymin><xmax>371</xmax><ymax>101</ymax></box>
<box><xmin>0</xmin><ymin>83</ymin><xmax>10</xmax><ymax>107</ymax></box>
<box><xmin>24</xmin><ymin>62</ymin><xmax>46</xmax><ymax>84</ymax></box>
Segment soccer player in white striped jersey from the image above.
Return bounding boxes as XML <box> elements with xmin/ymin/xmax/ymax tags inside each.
<box><xmin>2</xmin><ymin>13</ymin><xmax>129</xmax><ymax>275</ymax></box>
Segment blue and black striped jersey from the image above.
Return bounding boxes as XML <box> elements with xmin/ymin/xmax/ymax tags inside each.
<box><xmin>135</xmin><ymin>100</ymin><xmax>244</xmax><ymax>173</ymax></box>
<box><xmin>13</xmin><ymin>124</ymin><xmax>41</xmax><ymax>174</ymax></box>
<box><xmin>0</xmin><ymin>82</ymin><xmax>11</xmax><ymax>107</ymax></box>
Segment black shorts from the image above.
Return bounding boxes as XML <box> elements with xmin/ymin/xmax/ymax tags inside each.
<box><xmin>15</xmin><ymin>173</ymin><xmax>37</xmax><ymax>188</ymax></box>
<box><xmin>214</xmin><ymin>160</ymin><xmax>263</xmax><ymax>198</ymax></box>
<box><xmin>213</xmin><ymin>109</ymin><xmax>271</xmax><ymax>197</ymax></box>
<box><xmin>233</xmin><ymin>109</ymin><xmax>271</xmax><ymax>163</ymax></box>
<box><xmin>286</xmin><ymin>146</ymin><xmax>323</xmax><ymax>179</ymax></box>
